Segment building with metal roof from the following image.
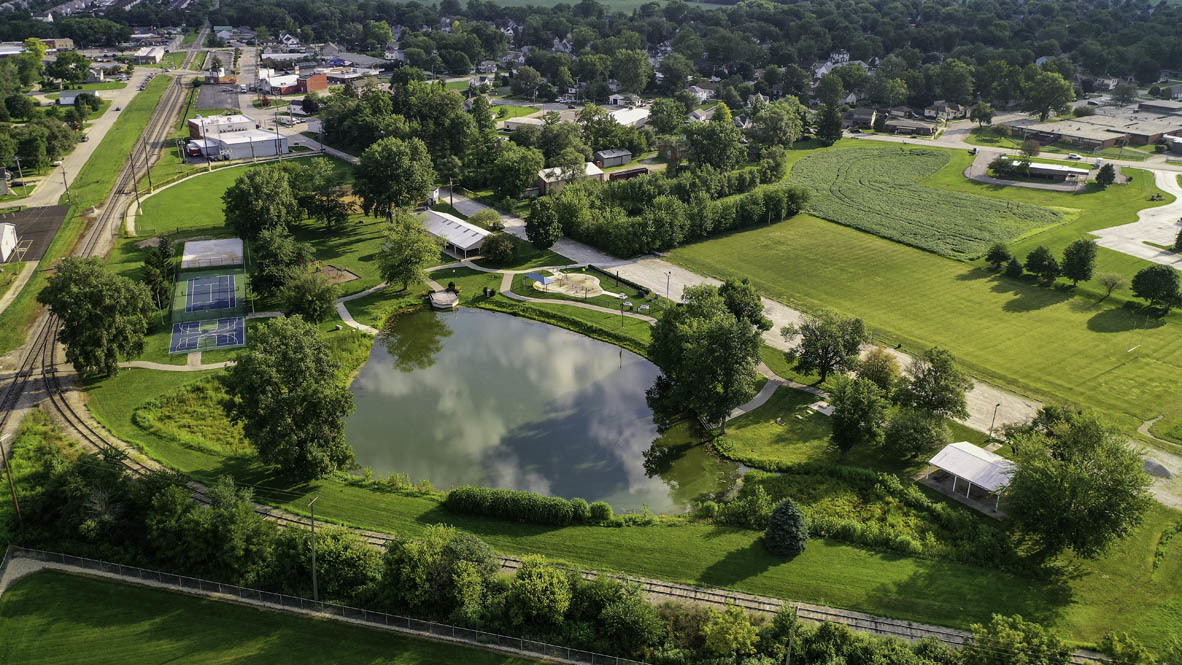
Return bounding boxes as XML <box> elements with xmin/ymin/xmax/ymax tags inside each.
<box><xmin>422</xmin><ymin>210</ymin><xmax>490</xmax><ymax>258</ymax></box>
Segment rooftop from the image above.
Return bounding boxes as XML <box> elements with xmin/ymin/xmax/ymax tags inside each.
<box><xmin>538</xmin><ymin>162</ymin><xmax>604</xmax><ymax>183</ymax></box>
<box><xmin>422</xmin><ymin>210</ymin><xmax>490</xmax><ymax>252</ymax></box>
<box><xmin>928</xmin><ymin>442</ymin><xmax>1015</xmax><ymax>493</ymax></box>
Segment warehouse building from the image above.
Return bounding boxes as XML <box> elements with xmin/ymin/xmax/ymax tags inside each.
<box><xmin>188</xmin><ymin>114</ymin><xmax>255</xmax><ymax>139</ymax></box>
<box><xmin>186</xmin><ymin>130</ymin><xmax>289</xmax><ymax>161</ymax></box>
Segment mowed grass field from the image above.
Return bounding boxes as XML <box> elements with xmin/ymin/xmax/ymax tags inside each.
<box><xmin>0</xmin><ymin>572</ymin><xmax>542</xmax><ymax>665</ymax></box>
<box><xmin>672</xmin><ymin>142</ymin><xmax>1182</xmax><ymax>431</ymax></box>
<box><xmin>792</xmin><ymin>146</ymin><xmax>1062</xmax><ymax>258</ymax></box>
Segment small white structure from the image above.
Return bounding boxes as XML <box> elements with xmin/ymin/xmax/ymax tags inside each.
<box><xmin>537</xmin><ymin>162</ymin><xmax>604</xmax><ymax>195</ymax></box>
<box><xmin>421</xmin><ymin>210</ymin><xmax>490</xmax><ymax>258</ymax></box>
<box><xmin>927</xmin><ymin>441</ymin><xmax>1015</xmax><ymax>511</ymax></box>
<box><xmin>181</xmin><ymin>238</ymin><xmax>244</xmax><ymax>270</ymax></box>
<box><xmin>188</xmin><ymin>114</ymin><xmax>255</xmax><ymax>139</ymax></box>
<box><xmin>0</xmin><ymin>223</ymin><xmax>17</xmax><ymax>262</ymax></box>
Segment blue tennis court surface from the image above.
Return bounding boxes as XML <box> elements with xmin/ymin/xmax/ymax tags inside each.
<box><xmin>169</xmin><ymin>317</ymin><xmax>245</xmax><ymax>353</ymax></box>
<box><xmin>186</xmin><ymin>275</ymin><xmax>237</xmax><ymax>313</ymax></box>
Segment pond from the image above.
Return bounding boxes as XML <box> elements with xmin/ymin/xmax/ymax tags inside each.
<box><xmin>345</xmin><ymin>308</ymin><xmax>741</xmax><ymax>513</ymax></box>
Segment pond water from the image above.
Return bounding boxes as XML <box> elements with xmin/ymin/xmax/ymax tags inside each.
<box><xmin>345</xmin><ymin>308</ymin><xmax>741</xmax><ymax>513</ymax></box>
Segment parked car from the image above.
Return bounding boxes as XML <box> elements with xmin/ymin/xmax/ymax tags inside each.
<box><xmin>114</xmin><ymin>106</ymin><xmax>120</xmax><ymax>111</ymax></box>
<box><xmin>80</xmin><ymin>135</ymin><xmax>89</xmax><ymax>142</ymax></box>
<box><xmin>1087</xmin><ymin>100</ymin><xmax>1099</xmax><ymax>106</ymax></box>
<box><xmin>1067</xmin><ymin>153</ymin><xmax>1082</xmax><ymax>160</ymax></box>
<box><xmin>51</xmin><ymin>160</ymin><xmax>62</xmax><ymax>167</ymax></box>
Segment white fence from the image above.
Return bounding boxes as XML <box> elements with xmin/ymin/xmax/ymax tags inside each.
<box><xmin>0</xmin><ymin>546</ymin><xmax>647</xmax><ymax>665</ymax></box>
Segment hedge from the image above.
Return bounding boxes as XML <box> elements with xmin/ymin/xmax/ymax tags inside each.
<box><xmin>445</xmin><ymin>486</ymin><xmax>577</xmax><ymax>526</ymax></box>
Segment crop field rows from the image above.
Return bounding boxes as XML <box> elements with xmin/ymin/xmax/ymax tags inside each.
<box><xmin>791</xmin><ymin>147</ymin><xmax>1063</xmax><ymax>259</ymax></box>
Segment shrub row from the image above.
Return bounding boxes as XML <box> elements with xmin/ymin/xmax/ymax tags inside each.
<box><xmin>445</xmin><ymin>486</ymin><xmax>578</xmax><ymax>526</ymax></box>
<box><xmin>552</xmin><ymin>180</ymin><xmax>809</xmax><ymax>258</ymax></box>
<box><xmin>476</xmin><ymin>298</ymin><xmax>649</xmax><ymax>358</ymax></box>
<box><xmin>600</xmin><ymin>165</ymin><xmax>763</xmax><ymax>215</ymax></box>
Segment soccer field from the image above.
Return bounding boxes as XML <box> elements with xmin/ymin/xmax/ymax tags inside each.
<box><xmin>0</xmin><ymin>572</ymin><xmax>541</xmax><ymax>665</ymax></box>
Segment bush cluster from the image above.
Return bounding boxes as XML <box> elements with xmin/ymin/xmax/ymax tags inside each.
<box><xmin>712</xmin><ymin>464</ymin><xmax>1023</xmax><ymax>570</ymax></box>
<box><xmin>445</xmin><ymin>486</ymin><xmax>578</xmax><ymax>526</ymax></box>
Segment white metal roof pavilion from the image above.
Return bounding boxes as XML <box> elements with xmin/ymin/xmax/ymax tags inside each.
<box><xmin>927</xmin><ymin>441</ymin><xmax>1015</xmax><ymax>511</ymax></box>
<box><xmin>422</xmin><ymin>210</ymin><xmax>490</xmax><ymax>258</ymax></box>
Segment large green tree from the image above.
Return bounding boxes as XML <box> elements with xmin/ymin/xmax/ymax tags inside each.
<box><xmin>525</xmin><ymin>196</ymin><xmax>564</xmax><ymax>250</ymax></box>
<box><xmin>683</xmin><ymin>103</ymin><xmax>743</xmax><ymax>171</ymax></box>
<box><xmin>612</xmin><ymin>49</ymin><xmax>653</xmax><ymax>93</ymax></box>
<box><xmin>1007</xmin><ymin>412</ymin><xmax>1152</xmax><ymax>559</ymax></box>
<box><xmin>647</xmin><ymin>284</ymin><xmax>762</xmax><ymax>432</ymax></box>
<box><xmin>781</xmin><ymin>309</ymin><xmax>868</xmax><ymax>382</ymax></box>
<box><xmin>829</xmin><ymin>375</ymin><xmax>888</xmax><ymax>455</ymax></box>
<box><xmin>1061</xmin><ymin>239</ymin><xmax>1097</xmax><ymax>286</ymax></box>
<box><xmin>377</xmin><ymin>209</ymin><xmax>444</xmax><ymax>290</ymax></box>
<box><xmin>747</xmin><ymin>97</ymin><xmax>804</xmax><ymax>153</ymax></box>
<box><xmin>1131</xmin><ymin>264</ymin><xmax>1181</xmax><ymax>313</ymax></box>
<box><xmin>896</xmin><ymin>347</ymin><xmax>971</xmax><ymax>420</ymax></box>
<box><xmin>38</xmin><ymin>257</ymin><xmax>154</xmax><ymax>377</ymax></box>
<box><xmin>1023</xmin><ymin>70</ymin><xmax>1075</xmax><ymax>121</ymax></box>
<box><xmin>252</xmin><ymin>226</ymin><xmax>313</xmax><ymax>295</ymax></box>
<box><xmin>490</xmin><ymin>143</ymin><xmax>545</xmax><ymax>199</ymax></box>
<box><xmin>225</xmin><ymin>316</ymin><xmax>355</xmax><ymax>480</ymax></box>
<box><xmin>222</xmin><ymin>165</ymin><xmax>300</xmax><ymax>239</ymax></box>
<box><xmin>966</xmin><ymin>614</ymin><xmax>1071</xmax><ymax>665</ymax></box>
<box><xmin>354</xmin><ymin>137</ymin><xmax>436</xmax><ymax>222</ymax></box>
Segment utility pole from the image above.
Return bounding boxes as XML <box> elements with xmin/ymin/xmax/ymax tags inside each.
<box><xmin>60</xmin><ymin>165</ymin><xmax>71</xmax><ymax>203</ymax></box>
<box><xmin>0</xmin><ymin>433</ymin><xmax>21</xmax><ymax>530</ymax></box>
<box><xmin>988</xmin><ymin>402</ymin><xmax>1002</xmax><ymax>441</ymax></box>
<box><xmin>449</xmin><ymin>177</ymin><xmax>453</xmax><ymax>208</ymax></box>
<box><xmin>140</xmin><ymin>136</ymin><xmax>154</xmax><ymax>192</ymax></box>
<box><xmin>128</xmin><ymin>149</ymin><xmax>143</xmax><ymax>210</ymax></box>
<box><xmin>309</xmin><ymin>495</ymin><xmax>319</xmax><ymax>602</ymax></box>
<box><xmin>784</xmin><ymin>612</ymin><xmax>796</xmax><ymax>665</ymax></box>
<box><xmin>13</xmin><ymin>157</ymin><xmax>25</xmax><ymax>196</ymax></box>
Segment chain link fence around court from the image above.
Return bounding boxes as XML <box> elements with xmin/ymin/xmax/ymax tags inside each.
<box><xmin>0</xmin><ymin>547</ymin><xmax>649</xmax><ymax>665</ymax></box>
<box><xmin>170</xmin><ymin>266</ymin><xmax>250</xmax><ymax>324</ymax></box>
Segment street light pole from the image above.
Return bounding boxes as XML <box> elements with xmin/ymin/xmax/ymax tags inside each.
<box><xmin>309</xmin><ymin>495</ymin><xmax>319</xmax><ymax>602</ymax></box>
<box><xmin>665</xmin><ymin>270</ymin><xmax>671</xmax><ymax>300</ymax></box>
<box><xmin>988</xmin><ymin>402</ymin><xmax>1002</xmax><ymax>441</ymax></box>
<box><xmin>60</xmin><ymin>165</ymin><xmax>71</xmax><ymax>203</ymax></box>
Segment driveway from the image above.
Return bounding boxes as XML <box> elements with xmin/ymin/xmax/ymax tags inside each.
<box><xmin>1092</xmin><ymin>169</ymin><xmax>1182</xmax><ymax>268</ymax></box>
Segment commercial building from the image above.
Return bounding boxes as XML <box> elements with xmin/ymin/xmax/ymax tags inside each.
<box><xmin>1013</xmin><ymin>112</ymin><xmax>1182</xmax><ymax>149</ymax></box>
<box><xmin>504</xmin><ymin>116</ymin><xmax>544</xmax><ymax>131</ymax></box>
<box><xmin>421</xmin><ymin>209</ymin><xmax>489</xmax><ymax>258</ymax></box>
<box><xmin>204</xmin><ymin>66</ymin><xmax>236</xmax><ymax>84</ymax></box>
<box><xmin>883</xmin><ymin>118</ymin><xmax>938</xmax><ymax>135</ymax></box>
<box><xmin>186</xmin><ymin>130</ymin><xmax>289</xmax><ymax>161</ymax></box>
<box><xmin>133</xmin><ymin>46</ymin><xmax>165</xmax><ymax>64</ymax></box>
<box><xmin>1137</xmin><ymin>100</ymin><xmax>1182</xmax><ymax>116</ymax></box>
<box><xmin>188</xmin><ymin>114</ymin><xmax>255</xmax><ymax>139</ymax></box>
<box><xmin>1010</xmin><ymin>160</ymin><xmax>1091</xmax><ymax>182</ymax></box>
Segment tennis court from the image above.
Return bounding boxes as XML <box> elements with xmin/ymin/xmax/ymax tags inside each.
<box><xmin>169</xmin><ymin>317</ymin><xmax>246</xmax><ymax>353</ymax></box>
<box><xmin>186</xmin><ymin>275</ymin><xmax>237</xmax><ymax>312</ymax></box>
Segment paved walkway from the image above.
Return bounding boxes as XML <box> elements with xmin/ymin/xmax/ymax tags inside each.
<box><xmin>1092</xmin><ymin>169</ymin><xmax>1182</xmax><ymax>268</ymax></box>
<box><xmin>118</xmin><ymin>357</ymin><xmax>234</xmax><ymax>371</ymax></box>
<box><xmin>0</xmin><ymin>263</ymin><xmax>36</xmax><ymax>316</ymax></box>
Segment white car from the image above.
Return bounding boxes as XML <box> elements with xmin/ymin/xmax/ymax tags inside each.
<box><xmin>1067</xmin><ymin>153</ymin><xmax>1082</xmax><ymax>160</ymax></box>
<box><xmin>51</xmin><ymin>160</ymin><xmax>63</xmax><ymax>167</ymax></box>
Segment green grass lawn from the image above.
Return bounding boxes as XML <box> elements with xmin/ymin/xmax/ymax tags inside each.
<box><xmin>671</xmin><ymin>142</ymin><xmax>1182</xmax><ymax>434</ymax></box>
<box><xmin>0</xmin><ymin>75</ymin><xmax>174</xmax><ymax>356</ymax></box>
<box><xmin>181</xmin><ymin>29</ymin><xmax>198</xmax><ymax>47</ymax></box>
<box><xmin>0</xmin><ymin>572</ymin><xmax>542</xmax><ymax>665</ymax></box>
<box><xmin>491</xmin><ymin>105</ymin><xmax>537</xmax><ymax>120</ymax></box>
<box><xmin>791</xmin><ymin>145</ymin><xmax>1062</xmax><ymax>259</ymax></box>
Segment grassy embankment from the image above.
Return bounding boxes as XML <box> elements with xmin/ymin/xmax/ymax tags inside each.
<box><xmin>0</xmin><ymin>75</ymin><xmax>174</xmax><ymax>356</ymax></box>
<box><xmin>0</xmin><ymin>572</ymin><xmax>542</xmax><ymax>665</ymax></box>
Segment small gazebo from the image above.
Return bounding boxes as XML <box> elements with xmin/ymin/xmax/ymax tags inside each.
<box><xmin>926</xmin><ymin>441</ymin><xmax>1015</xmax><ymax>513</ymax></box>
